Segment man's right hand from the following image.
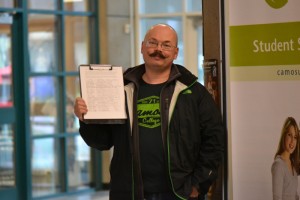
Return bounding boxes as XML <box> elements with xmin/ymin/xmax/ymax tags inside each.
<box><xmin>74</xmin><ymin>97</ymin><xmax>88</xmax><ymax>121</ymax></box>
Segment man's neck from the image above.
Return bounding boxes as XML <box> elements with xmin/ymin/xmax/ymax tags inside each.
<box><xmin>142</xmin><ymin>69</ymin><xmax>170</xmax><ymax>84</ymax></box>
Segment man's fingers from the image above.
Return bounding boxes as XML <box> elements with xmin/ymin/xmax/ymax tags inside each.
<box><xmin>74</xmin><ymin>97</ymin><xmax>88</xmax><ymax>121</ymax></box>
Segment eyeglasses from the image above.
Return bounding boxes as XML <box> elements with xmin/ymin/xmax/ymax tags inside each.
<box><xmin>145</xmin><ymin>40</ymin><xmax>176</xmax><ymax>51</ymax></box>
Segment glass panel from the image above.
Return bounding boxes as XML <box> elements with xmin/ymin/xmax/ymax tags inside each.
<box><xmin>65</xmin><ymin>16</ymin><xmax>90</xmax><ymax>72</ymax></box>
<box><xmin>31</xmin><ymin>138</ymin><xmax>62</xmax><ymax>197</ymax></box>
<box><xmin>0</xmin><ymin>24</ymin><xmax>13</xmax><ymax>108</ymax></box>
<box><xmin>139</xmin><ymin>0</ymin><xmax>182</xmax><ymax>14</ymax></box>
<box><xmin>28</xmin><ymin>14</ymin><xmax>58</xmax><ymax>73</ymax></box>
<box><xmin>64</xmin><ymin>0</ymin><xmax>89</xmax><ymax>12</ymax></box>
<box><xmin>30</xmin><ymin>77</ymin><xmax>59</xmax><ymax>135</ymax></box>
<box><xmin>67</xmin><ymin>136</ymin><xmax>92</xmax><ymax>191</ymax></box>
<box><xmin>197</xmin><ymin>23</ymin><xmax>204</xmax><ymax>84</ymax></box>
<box><xmin>139</xmin><ymin>18</ymin><xmax>183</xmax><ymax>65</ymax></box>
<box><xmin>0</xmin><ymin>124</ymin><xmax>15</xmax><ymax>188</ymax></box>
<box><xmin>28</xmin><ymin>0</ymin><xmax>57</xmax><ymax>10</ymax></box>
<box><xmin>186</xmin><ymin>0</ymin><xmax>202</xmax><ymax>12</ymax></box>
<box><xmin>66</xmin><ymin>77</ymin><xmax>80</xmax><ymax>132</ymax></box>
<box><xmin>0</xmin><ymin>0</ymin><xmax>14</xmax><ymax>7</ymax></box>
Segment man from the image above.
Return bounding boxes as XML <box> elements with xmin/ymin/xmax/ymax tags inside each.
<box><xmin>74</xmin><ymin>24</ymin><xmax>224</xmax><ymax>200</ymax></box>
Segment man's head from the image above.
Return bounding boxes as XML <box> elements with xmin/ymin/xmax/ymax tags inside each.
<box><xmin>141</xmin><ymin>24</ymin><xmax>179</xmax><ymax>72</ymax></box>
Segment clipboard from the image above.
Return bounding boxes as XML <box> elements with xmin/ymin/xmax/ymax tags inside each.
<box><xmin>79</xmin><ymin>64</ymin><xmax>127</xmax><ymax>124</ymax></box>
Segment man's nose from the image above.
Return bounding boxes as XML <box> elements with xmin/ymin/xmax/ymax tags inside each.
<box><xmin>156</xmin><ymin>43</ymin><xmax>163</xmax><ymax>51</ymax></box>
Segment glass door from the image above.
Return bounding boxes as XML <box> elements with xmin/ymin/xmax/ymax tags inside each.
<box><xmin>0</xmin><ymin>17</ymin><xmax>17</xmax><ymax>200</ymax></box>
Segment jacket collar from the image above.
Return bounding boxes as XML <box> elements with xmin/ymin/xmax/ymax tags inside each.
<box><xmin>124</xmin><ymin>63</ymin><xmax>197</xmax><ymax>87</ymax></box>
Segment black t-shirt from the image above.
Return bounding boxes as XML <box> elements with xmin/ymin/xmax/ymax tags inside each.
<box><xmin>137</xmin><ymin>79</ymin><xmax>170</xmax><ymax>193</ymax></box>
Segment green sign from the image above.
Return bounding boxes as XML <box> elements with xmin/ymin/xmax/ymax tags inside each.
<box><xmin>230</xmin><ymin>21</ymin><xmax>300</xmax><ymax>66</ymax></box>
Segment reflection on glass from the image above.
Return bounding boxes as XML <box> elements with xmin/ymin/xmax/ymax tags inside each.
<box><xmin>64</xmin><ymin>0</ymin><xmax>89</xmax><ymax>12</ymax></box>
<box><xmin>139</xmin><ymin>0</ymin><xmax>182</xmax><ymax>14</ymax></box>
<box><xmin>186</xmin><ymin>0</ymin><xmax>202</xmax><ymax>12</ymax></box>
<box><xmin>32</xmin><ymin>138</ymin><xmax>61</xmax><ymax>197</ymax></box>
<box><xmin>140</xmin><ymin>18</ymin><xmax>183</xmax><ymax>65</ymax></box>
<box><xmin>197</xmin><ymin>24</ymin><xmax>204</xmax><ymax>84</ymax></box>
<box><xmin>0</xmin><ymin>124</ymin><xmax>15</xmax><ymax>188</ymax></box>
<box><xmin>65</xmin><ymin>16</ymin><xmax>90</xmax><ymax>71</ymax></box>
<box><xmin>67</xmin><ymin>136</ymin><xmax>91</xmax><ymax>191</ymax></box>
<box><xmin>0</xmin><ymin>24</ymin><xmax>13</xmax><ymax>108</ymax></box>
<box><xmin>28</xmin><ymin>14</ymin><xmax>58</xmax><ymax>73</ymax></box>
<box><xmin>66</xmin><ymin>77</ymin><xmax>80</xmax><ymax>132</ymax></box>
<box><xmin>28</xmin><ymin>0</ymin><xmax>57</xmax><ymax>10</ymax></box>
<box><xmin>0</xmin><ymin>0</ymin><xmax>14</xmax><ymax>7</ymax></box>
<box><xmin>29</xmin><ymin>77</ymin><xmax>59</xmax><ymax>135</ymax></box>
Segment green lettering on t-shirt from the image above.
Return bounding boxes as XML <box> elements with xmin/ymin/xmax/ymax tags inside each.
<box><xmin>137</xmin><ymin>95</ymin><xmax>161</xmax><ymax>128</ymax></box>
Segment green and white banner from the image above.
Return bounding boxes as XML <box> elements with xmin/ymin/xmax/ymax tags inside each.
<box><xmin>228</xmin><ymin>0</ymin><xmax>300</xmax><ymax>199</ymax></box>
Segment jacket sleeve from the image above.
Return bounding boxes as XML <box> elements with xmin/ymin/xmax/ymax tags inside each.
<box><xmin>79</xmin><ymin>120</ymin><xmax>113</xmax><ymax>150</ymax></box>
<box><xmin>193</xmin><ymin>90</ymin><xmax>225</xmax><ymax>194</ymax></box>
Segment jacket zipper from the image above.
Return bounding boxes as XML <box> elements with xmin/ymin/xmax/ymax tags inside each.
<box><xmin>166</xmin><ymin>80</ymin><xmax>198</xmax><ymax>200</ymax></box>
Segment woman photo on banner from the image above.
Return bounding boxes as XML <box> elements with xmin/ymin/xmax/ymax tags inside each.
<box><xmin>271</xmin><ymin>117</ymin><xmax>300</xmax><ymax>200</ymax></box>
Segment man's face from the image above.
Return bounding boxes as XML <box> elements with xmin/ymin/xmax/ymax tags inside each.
<box><xmin>141</xmin><ymin>26</ymin><xmax>178</xmax><ymax>71</ymax></box>
<box><xmin>284</xmin><ymin>126</ymin><xmax>298</xmax><ymax>154</ymax></box>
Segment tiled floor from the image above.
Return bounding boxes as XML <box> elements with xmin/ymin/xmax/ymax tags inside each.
<box><xmin>47</xmin><ymin>190</ymin><xmax>109</xmax><ymax>200</ymax></box>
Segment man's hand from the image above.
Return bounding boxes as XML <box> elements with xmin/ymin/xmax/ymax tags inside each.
<box><xmin>74</xmin><ymin>97</ymin><xmax>88</xmax><ymax>121</ymax></box>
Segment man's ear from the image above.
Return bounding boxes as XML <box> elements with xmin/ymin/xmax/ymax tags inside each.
<box><xmin>141</xmin><ymin>41</ymin><xmax>145</xmax><ymax>53</ymax></box>
<box><xmin>173</xmin><ymin>47</ymin><xmax>179</xmax><ymax>59</ymax></box>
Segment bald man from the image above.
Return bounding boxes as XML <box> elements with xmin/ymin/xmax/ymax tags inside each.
<box><xmin>74</xmin><ymin>24</ymin><xmax>224</xmax><ymax>200</ymax></box>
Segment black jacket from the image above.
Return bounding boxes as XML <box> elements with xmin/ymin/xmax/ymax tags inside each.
<box><xmin>79</xmin><ymin>64</ymin><xmax>224</xmax><ymax>200</ymax></box>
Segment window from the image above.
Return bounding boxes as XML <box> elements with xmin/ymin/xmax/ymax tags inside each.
<box><xmin>0</xmin><ymin>25</ymin><xmax>12</xmax><ymax>108</ymax></box>
<box><xmin>0</xmin><ymin>124</ymin><xmax>15</xmax><ymax>188</ymax></box>
<box><xmin>26</xmin><ymin>1</ymin><xmax>98</xmax><ymax>198</ymax></box>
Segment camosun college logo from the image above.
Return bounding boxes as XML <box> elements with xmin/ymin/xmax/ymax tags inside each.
<box><xmin>265</xmin><ymin>0</ymin><xmax>288</xmax><ymax>9</ymax></box>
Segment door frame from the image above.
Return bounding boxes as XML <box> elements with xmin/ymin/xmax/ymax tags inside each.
<box><xmin>203</xmin><ymin>0</ymin><xmax>227</xmax><ymax>199</ymax></box>
<box><xmin>12</xmin><ymin>11</ymin><xmax>31</xmax><ymax>200</ymax></box>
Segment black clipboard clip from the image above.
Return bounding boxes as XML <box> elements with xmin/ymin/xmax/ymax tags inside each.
<box><xmin>89</xmin><ymin>64</ymin><xmax>113</xmax><ymax>70</ymax></box>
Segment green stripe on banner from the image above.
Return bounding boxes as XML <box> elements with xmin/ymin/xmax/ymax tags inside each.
<box><xmin>230</xmin><ymin>21</ymin><xmax>300</xmax><ymax>66</ymax></box>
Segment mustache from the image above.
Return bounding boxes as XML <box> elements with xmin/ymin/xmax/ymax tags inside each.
<box><xmin>149</xmin><ymin>51</ymin><xmax>166</xmax><ymax>59</ymax></box>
